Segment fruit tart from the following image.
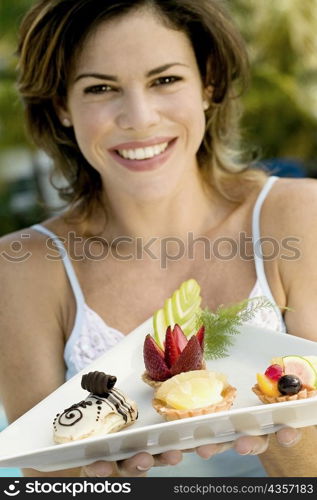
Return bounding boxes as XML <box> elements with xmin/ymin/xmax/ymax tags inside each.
<box><xmin>152</xmin><ymin>370</ymin><xmax>237</xmax><ymax>421</ymax></box>
<box><xmin>253</xmin><ymin>355</ymin><xmax>317</xmax><ymax>404</ymax></box>
<box><xmin>53</xmin><ymin>371</ymin><xmax>138</xmax><ymax>443</ymax></box>
<box><xmin>142</xmin><ymin>278</ymin><xmax>271</xmax><ymax>419</ymax></box>
<box><xmin>142</xmin><ymin>323</ymin><xmax>236</xmax><ymax>421</ymax></box>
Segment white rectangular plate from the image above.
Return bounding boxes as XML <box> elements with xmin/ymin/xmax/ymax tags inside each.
<box><xmin>0</xmin><ymin>320</ymin><xmax>317</xmax><ymax>471</ymax></box>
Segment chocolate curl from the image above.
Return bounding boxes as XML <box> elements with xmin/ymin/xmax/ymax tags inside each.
<box><xmin>81</xmin><ymin>371</ymin><xmax>117</xmax><ymax>395</ymax></box>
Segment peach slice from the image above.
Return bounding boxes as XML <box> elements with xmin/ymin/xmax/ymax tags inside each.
<box><xmin>256</xmin><ymin>373</ymin><xmax>280</xmax><ymax>397</ymax></box>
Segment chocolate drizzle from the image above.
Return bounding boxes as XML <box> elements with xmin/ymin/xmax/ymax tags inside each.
<box><xmin>57</xmin><ymin>401</ymin><xmax>93</xmax><ymax>427</ymax></box>
<box><xmin>81</xmin><ymin>371</ymin><xmax>117</xmax><ymax>396</ymax></box>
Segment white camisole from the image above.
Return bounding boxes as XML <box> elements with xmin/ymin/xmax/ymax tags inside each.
<box><xmin>32</xmin><ymin>175</ymin><xmax>286</xmax><ymax>381</ymax></box>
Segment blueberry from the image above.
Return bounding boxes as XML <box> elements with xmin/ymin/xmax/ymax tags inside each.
<box><xmin>278</xmin><ymin>375</ymin><xmax>302</xmax><ymax>395</ymax></box>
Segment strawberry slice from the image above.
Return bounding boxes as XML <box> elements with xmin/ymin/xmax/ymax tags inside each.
<box><xmin>164</xmin><ymin>326</ymin><xmax>180</xmax><ymax>368</ymax></box>
<box><xmin>172</xmin><ymin>324</ymin><xmax>188</xmax><ymax>352</ymax></box>
<box><xmin>143</xmin><ymin>334</ymin><xmax>171</xmax><ymax>381</ymax></box>
<box><xmin>170</xmin><ymin>335</ymin><xmax>203</xmax><ymax>376</ymax></box>
<box><xmin>195</xmin><ymin>325</ymin><xmax>205</xmax><ymax>351</ymax></box>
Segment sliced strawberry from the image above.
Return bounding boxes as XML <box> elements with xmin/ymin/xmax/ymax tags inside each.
<box><xmin>143</xmin><ymin>334</ymin><xmax>171</xmax><ymax>381</ymax></box>
<box><xmin>195</xmin><ymin>325</ymin><xmax>205</xmax><ymax>351</ymax></box>
<box><xmin>170</xmin><ymin>335</ymin><xmax>203</xmax><ymax>376</ymax></box>
<box><xmin>172</xmin><ymin>324</ymin><xmax>188</xmax><ymax>352</ymax></box>
<box><xmin>164</xmin><ymin>325</ymin><xmax>181</xmax><ymax>368</ymax></box>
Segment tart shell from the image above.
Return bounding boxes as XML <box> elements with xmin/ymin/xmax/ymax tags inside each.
<box><xmin>252</xmin><ymin>384</ymin><xmax>317</xmax><ymax>404</ymax></box>
<box><xmin>141</xmin><ymin>372</ymin><xmax>163</xmax><ymax>389</ymax></box>
<box><xmin>152</xmin><ymin>384</ymin><xmax>237</xmax><ymax>421</ymax></box>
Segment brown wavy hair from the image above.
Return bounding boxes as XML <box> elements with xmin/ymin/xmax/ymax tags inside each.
<box><xmin>17</xmin><ymin>0</ymin><xmax>267</xmax><ymax>221</ymax></box>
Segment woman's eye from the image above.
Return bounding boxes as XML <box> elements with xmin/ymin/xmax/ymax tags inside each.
<box><xmin>83</xmin><ymin>84</ymin><xmax>114</xmax><ymax>95</ymax></box>
<box><xmin>153</xmin><ymin>76</ymin><xmax>182</xmax><ymax>86</ymax></box>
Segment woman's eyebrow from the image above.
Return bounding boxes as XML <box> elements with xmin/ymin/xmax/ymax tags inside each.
<box><xmin>73</xmin><ymin>62</ymin><xmax>189</xmax><ymax>83</ymax></box>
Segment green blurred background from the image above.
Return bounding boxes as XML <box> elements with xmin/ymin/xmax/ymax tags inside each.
<box><xmin>0</xmin><ymin>0</ymin><xmax>317</xmax><ymax>236</ymax></box>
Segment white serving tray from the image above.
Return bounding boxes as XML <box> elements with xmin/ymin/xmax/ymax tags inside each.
<box><xmin>0</xmin><ymin>319</ymin><xmax>317</xmax><ymax>472</ymax></box>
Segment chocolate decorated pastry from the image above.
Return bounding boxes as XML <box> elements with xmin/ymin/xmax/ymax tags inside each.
<box><xmin>53</xmin><ymin>371</ymin><xmax>138</xmax><ymax>443</ymax></box>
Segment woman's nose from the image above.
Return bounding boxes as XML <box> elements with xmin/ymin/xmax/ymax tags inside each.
<box><xmin>115</xmin><ymin>90</ymin><xmax>160</xmax><ymax>131</ymax></box>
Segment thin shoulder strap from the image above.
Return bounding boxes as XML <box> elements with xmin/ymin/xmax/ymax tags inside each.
<box><xmin>252</xmin><ymin>176</ymin><xmax>280</xmax><ymax>304</ymax></box>
<box><xmin>32</xmin><ymin>224</ymin><xmax>87</xmax><ymax>374</ymax></box>
<box><xmin>31</xmin><ymin>223</ymin><xmax>85</xmax><ymax>307</ymax></box>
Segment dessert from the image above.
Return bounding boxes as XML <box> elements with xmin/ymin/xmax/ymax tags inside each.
<box><xmin>142</xmin><ymin>323</ymin><xmax>205</xmax><ymax>388</ymax></box>
<box><xmin>142</xmin><ymin>322</ymin><xmax>236</xmax><ymax>421</ymax></box>
<box><xmin>253</xmin><ymin>355</ymin><xmax>317</xmax><ymax>403</ymax></box>
<box><xmin>152</xmin><ymin>370</ymin><xmax>237</xmax><ymax>421</ymax></box>
<box><xmin>53</xmin><ymin>371</ymin><xmax>138</xmax><ymax>443</ymax></box>
<box><xmin>143</xmin><ymin>278</ymin><xmax>269</xmax><ymax>420</ymax></box>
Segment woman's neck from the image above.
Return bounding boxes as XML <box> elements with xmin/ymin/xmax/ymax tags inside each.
<box><xmin>99</xmin><ymin>174</ymin><xmax>229</xmax><ymax>242</ymax></box>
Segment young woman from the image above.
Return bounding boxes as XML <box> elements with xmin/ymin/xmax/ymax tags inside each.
<box><xmin>1</xmin><ymin>0</ymin><xmax>316</xmax><ymax>477</ymax></box>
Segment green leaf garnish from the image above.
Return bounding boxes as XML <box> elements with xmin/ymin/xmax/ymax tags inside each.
<box><xmin>196</xmin><ymin>296</ymin><xmax>275</xmax><ymax>359</ymax></box>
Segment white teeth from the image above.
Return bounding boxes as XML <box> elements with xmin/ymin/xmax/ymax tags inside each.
<box><xmin>117</xmin><ymin>142</ymin><xmax>168</xmax><ymax>160</ymax></box>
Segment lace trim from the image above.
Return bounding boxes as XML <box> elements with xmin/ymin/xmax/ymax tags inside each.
<box><xmin>68</xmin><ymin>304</ymin><xmax>124</xmax><ymax>375</ymax></box>
<box><xmin>246</xmin><ymin>280</ymin><xmax>284</xmax><ymax>332</ymax></box>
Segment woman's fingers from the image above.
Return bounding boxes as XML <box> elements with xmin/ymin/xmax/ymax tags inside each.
<box><xmin>152</xmin><ymin>450</ymin><xmax>183</xmax><ymax>467</ymax></box>
<box><xmin>82</xmin><ymin>453</ymin><xmax>154</xmax><ymax>477</ymax></box>
<box><xmin>81</xmin><ymin>461</ymin><xmax>115</xmax><ymax>477</ymax></box>
<box><xmin>275</xmin><ymin>427</ymin><xmax>301</xmax><ymax>447</ymax></box>
<box><xmin>116</xmin><ymin>452</ymin><xmax>155</xmax><ymax>476</ymax></box>
<box><xmin>197</xmin><ymin>428</ymin><xmax>302</xmax><ymax>459</ymax></box>
<box><xmin>195</xmin><ymin>442</ymin><xmax>233</xmax><ymax>459</ymax></box>
<box><xmin>234</xmin><ymin>435</ymin><xmax>269</xmax><ymax>455</ymax></box>
<box><xmin>80</xmin><ymin>428</ymin><xmax>302</xmax><ymax>477</ymax></box>
<box><xmin>234</xmin><ymin>427</ymin><xmax>301</xmax><ymax>456</ymax></box>
<box><xmin>117</xmin><ymin>450</ymin><xmax>183</xmax><ymax>474</ymax></box>
<box><xmin>81</xmin><ymin>450</ymin><xmax>183</xmax><ymax>477</ymax></box>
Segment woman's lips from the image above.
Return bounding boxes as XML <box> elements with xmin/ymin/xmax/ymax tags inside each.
<box><xmin>108</xmin><ymin>137</ymin><xmax>177</xmax><ymax>172</ymax></box>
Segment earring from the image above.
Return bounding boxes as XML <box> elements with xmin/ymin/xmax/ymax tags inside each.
<box><xmin>203</xmin><ymin>100</ymin><xmax>209</xmax><ymax>111</ymax></box>
<box><xmin>62</xmin><ymin>118</ymin><xmax>71</xmax><ymax>127</ymax></box>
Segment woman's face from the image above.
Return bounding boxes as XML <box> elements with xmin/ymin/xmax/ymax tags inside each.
<box><xmin>62</xmin><ymin>8</ymin><xmax>208</xmax><ymax>200</ymax></box>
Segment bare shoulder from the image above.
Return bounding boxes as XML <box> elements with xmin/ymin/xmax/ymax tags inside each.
<box><xmin>0</xmin><ymin>225</ymin><xmax>68</xmax><ymax>421</ymax></box>
<box><xmin>262</xmin><ymin>177</ymin><xmax>317</xmax><ymax>237</ymax></box>
<box><xmin>0</xmin><ymin>221</ymin><xmax>70</xmax><ymax>336</ymax></box>
<box><xmin>0</xmin><ymin>216</ymin><xmax>69</xmax><ymax>278</ymax></box>
<box><xmin>260</xmin><ymin>178</ymin><xmax>317</xmax><ymax>340</ymax></box>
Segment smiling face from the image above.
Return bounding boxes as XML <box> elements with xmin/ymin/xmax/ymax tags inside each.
<box><xmin>60</xmin><ymin>8</ymin><xmax>209</xmax><ymax>201</ymax></box>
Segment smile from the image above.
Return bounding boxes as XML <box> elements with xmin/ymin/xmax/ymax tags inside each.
<box><xmin>109</xmin><ymin>137</ymin><xmax>177</xmax><ymax>172</ymax></box>
<box><xmin>116</xmin><ymin>142</ymin><xmax>169</xmax><ymax>160</ymax></box>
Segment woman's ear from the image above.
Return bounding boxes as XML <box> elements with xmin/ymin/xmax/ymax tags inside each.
<box><xmin>61</xmin><ymin>117</ymin><xmax>72</xmax><ymax>127</ymax></box>
<box><xmin>202</xmin><ymin>85</ymin><xmax>213</xmax><ymax>111</ymax></box>
<box><xmin>54</xmin><ymin>97</ymin><xmax>73</xmax><ymax>127</ymax></box>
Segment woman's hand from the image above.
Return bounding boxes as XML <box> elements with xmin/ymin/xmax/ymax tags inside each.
<box><xmin>81</xmin><ymin>427</ymin><xmax>301</xmax><ymax>477</ymax></box>
<box><xmin>81</xmin><ymin>450</ymin><xmax>183</xmax><ymax>477</ymax></box>
<box><xmin>195</xmin><ymin>427</ymin><xmax>301</xmax><ymax>459</ymax></box>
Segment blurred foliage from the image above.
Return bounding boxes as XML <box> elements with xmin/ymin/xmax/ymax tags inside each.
<box><xmin>0</xmin><ymin>0</ymin><xmax>46</xmax><ymax>234</ymax></box>
<box><xmin>0</xmin><ymin>0</ymin><xmax>34</xmax><ymax>150</ymax></box>
<box><xmin>0</xmin><ymin>177</ymin><xmax>46</xmax><ymax>234</ymax></box>
<box><xmin>229</xmin><ymin>0</ymin><xmax>317</xmax><ymax>173</ymax></box>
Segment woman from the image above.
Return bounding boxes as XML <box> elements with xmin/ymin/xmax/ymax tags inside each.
<box><xmin>0</xmin><ymin>0</ymin><xmax>316</xmax><ymax>477</ymax></box>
